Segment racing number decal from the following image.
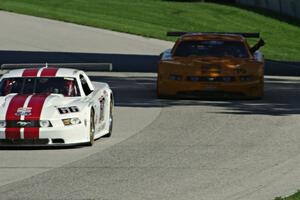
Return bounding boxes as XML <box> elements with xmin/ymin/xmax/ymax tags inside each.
<box><xmin>99</xmin><ymin>97</ymin><xmax>105</xmax><ymax>123</ymax></box>
<box><xmin>58</xmin><ymin>106</ymin><xmax>79</xmax><ymax>114</ymax></box>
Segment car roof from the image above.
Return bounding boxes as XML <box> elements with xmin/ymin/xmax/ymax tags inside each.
<box><xmin>1</xmin><ymin>68</ymin><xmax>81</xmax><ymax>79</ymax></box>
<box><xmin>180</xmin><ymin>33</ymin><xmax>245</xmax><ymax>42</ymax></box>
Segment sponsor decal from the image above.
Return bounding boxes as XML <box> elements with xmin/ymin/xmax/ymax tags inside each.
<box><xmin>4</xmin><ymin>94</ymin><xmax>50</xmax><ymax>139</ymax></box>
<box><xmin>17</xmin><ymin>121</ymin><xmax>31</xmax><ymax>127</ymax></box>
<box><xmin>5</xmin><ymin>94</ymin><xmax>30</xmax><ymax>139</ymax></box>
<box><xmin>103</xmin><ymin>90</ymin><xmax>109</xmax><ymax>97</ymax></box>
<box><xmin>15</xmin><ymin>107</ymin><xmax>32</xmax><ymax>116</ymax></box>
<box><xmin>99</xmin><ymin>97</ymin><xmax>105</xmax><ymax>122</ymax></box>
<box><xmin>97</xmin><ymin>123</ymin><xmax>106</xmax><ymax>132</ymax></box>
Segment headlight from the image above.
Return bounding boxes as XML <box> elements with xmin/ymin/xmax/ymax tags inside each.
<box><xmin>70</xmin><ymin>118</ymin><xmax>81</xmax><ymax>125</ymax></box>
<box><xmin>62</xmin><ymin>118</ymin><xmax>81</xmax><ymax>126</ymax></box>
<box><xmin>0</xmin><ymin>120</ymin><xmax>6</xmax><ymax>128</ymax></box>
<box><xmin>39</xmin><ymin>120</ymin><xmax>52</xmax><ymax>128</ymax></box>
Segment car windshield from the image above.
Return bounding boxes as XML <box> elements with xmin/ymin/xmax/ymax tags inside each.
<box><xmin>174</xmin><ymin>40</ymin><xmax>250</xmax><ymax>58</ymax></box>
<box><xmin>0</xmin><ymin>77</ymin><xmax>81</xmax><ymax>97</ymax></box>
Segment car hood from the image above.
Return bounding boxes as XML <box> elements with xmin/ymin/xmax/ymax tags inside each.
<box><xmin>172</xmin><ymin>56</ymin><xmax>260</xmax><ymax>68</ymax></box>
<box><xmin>0</xmin><ymin>94</ymin><xmax>85</xmax><ymax>120</ymax></box>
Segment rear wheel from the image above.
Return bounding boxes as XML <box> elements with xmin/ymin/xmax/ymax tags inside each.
<box><xmin>87</xmin><ymin>109</ymin><xmax>95</xmax><ymax>146</ymax></box>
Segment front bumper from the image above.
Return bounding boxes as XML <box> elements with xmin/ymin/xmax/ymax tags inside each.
<box><xmin>0</xmin><ymin>123</ymin><xmax>89</xmax><ymax>146</ymax></box>
<box><xmin>157</xmin><ymin>79</ymin><xmax>264</xmax><ymax>98</ymax></box>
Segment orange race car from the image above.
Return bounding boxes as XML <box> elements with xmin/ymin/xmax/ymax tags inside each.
<box><xmin>157</xmin><ymin>32</ymin><xmax>265</xmax><ymax>99</ymax></box>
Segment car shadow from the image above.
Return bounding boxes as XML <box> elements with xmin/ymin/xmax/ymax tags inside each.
<box><xmin>0</xmin><ymin>145</ymin><xmax>85</xmax><ymax>151</ymax></box>
<box><xmin>92</xmin><ymin>74</ymin><xmax>300</xmax><ymax>116</ymax></box>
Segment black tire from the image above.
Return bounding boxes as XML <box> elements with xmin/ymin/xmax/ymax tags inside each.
<box><xmin>103</xmin><ymin>99</ymin><xmax>113</xmax><ymax>138</ymax></box>
<box><xmin>87</xmin><ymin>109</ymin><xmax>95</xmax><ymax>146</ymax></box>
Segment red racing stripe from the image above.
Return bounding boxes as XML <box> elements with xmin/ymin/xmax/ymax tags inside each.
<box><xmin>5</xmin><ymin>94</ymin><xmax>29</xmax><ymax>139</ymax></box>
<box><xmin>24</xmin><ymin>95</ymin><xmax>49</xmax><ymax>139</ymax></box>
<box><xmin>22</xmin><ymin>68</ymin><xmax>39</xmax><ymax>77</ymax></box>
<box><xmin>40</xmin><ymin>68</ymin><xmax>58</xmax><ymax>77</ymax></box>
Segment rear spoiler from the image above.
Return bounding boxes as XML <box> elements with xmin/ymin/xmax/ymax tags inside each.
<box><xmin>0</xmin><ymin>63</ymin><xmax>113</xmax><ymax>71</ymax></box>
<box><xmin>167</xmin><ymin>32</ymin><xmax>260</xmax><ymax>38</ymax></box>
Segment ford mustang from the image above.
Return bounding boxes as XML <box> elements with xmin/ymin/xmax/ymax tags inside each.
<box><xmin>0</xmin><ymin>65</ymin><xmax>113</xmax><ymax>146</ymax></box>
<box><xmin>157</xmin><ymin>32</ymin><xmax>265</xmax><ymax>99</ymax></box>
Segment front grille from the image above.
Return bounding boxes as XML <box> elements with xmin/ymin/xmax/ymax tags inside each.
<box><xmin>6</xmin><ymin>120</ymin><xmax>40</xmax><ymax>128</ymax></box>
<box><xmin>0</xmin><ymin>139</ymin><xmax>49</xmax><ymax>145</ymax></box>
<box><xmin>177</xmin><ymin>91</ymin><xmax>245</xmax><ymax>99</ymax></box>
<box><xmin>187</xmin><ymin>76</ymin><xmax>235</xmax><ymax>82</ymax></box>
<box><xmin>52</xmin><ymin>139</ymin><xmax>65</xmax><ymax>144</ymax></box>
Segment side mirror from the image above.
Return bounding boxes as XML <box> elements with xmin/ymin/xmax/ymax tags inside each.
<box><xmin>254</xmin><ymin>51</ymin><xmax>264</xmax><ymax>62</ymax></box>
<box><xmin>161</xmin><ymin>49</ymin><xmax>172</xmax><ymax>61</ymax></box>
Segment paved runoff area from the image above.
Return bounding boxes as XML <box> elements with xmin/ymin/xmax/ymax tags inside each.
<box><xmin>1</xmin><ymin>11</ymin><xmax>300</xmax><ymax>200</ymax></box>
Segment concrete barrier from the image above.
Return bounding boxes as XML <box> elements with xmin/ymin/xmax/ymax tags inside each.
<box><xmin>236</xmin><ymin>0</ymin><xmax>300</xmax><ymax>19</ymax></box>
<box><xmin>0</xmin><ymin>50</ymin><xmax>299</xmax><ymax>76</ymax></box>
<box><xmin>1</xmin><ymin>63</ymin><xmax>113</xmax><ymax>72</ymax></box>
<box><xmin>265</xmin><ymin>60</ymin><xmax>300</xmax><ymax>76</ymax></box>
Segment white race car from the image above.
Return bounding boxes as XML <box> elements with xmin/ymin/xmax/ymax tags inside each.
<box><xmin>0</xmin><ymin>66</ymin><xmax>113</xmax><ymax>146</ymax></box>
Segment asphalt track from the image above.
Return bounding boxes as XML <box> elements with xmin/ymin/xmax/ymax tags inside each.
<box><xmin>1</xmin><ymin>11</ymin><xmax>300</xmax><ymax>200</ymax></box>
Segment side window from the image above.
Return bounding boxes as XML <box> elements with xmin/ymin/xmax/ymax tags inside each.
<box><xmin>80</xmin><ymin>74</ymin><xmax>92</xmax><ymax>96</ymax></box>
<box><xmin>0</xmin><ymin>78</ymin><xmax>23</xmax><ymax>96</ymax></box>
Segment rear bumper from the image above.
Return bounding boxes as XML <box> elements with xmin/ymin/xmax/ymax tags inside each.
<box><xmin>157</xmin><ymin>79</ymin><xmax>264</xmax><ymax>98</ymax></box>
<box><xmin>0</xmin><ymin>124</ymin><xmax>89</xmax><ymax>146</ymax></box>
